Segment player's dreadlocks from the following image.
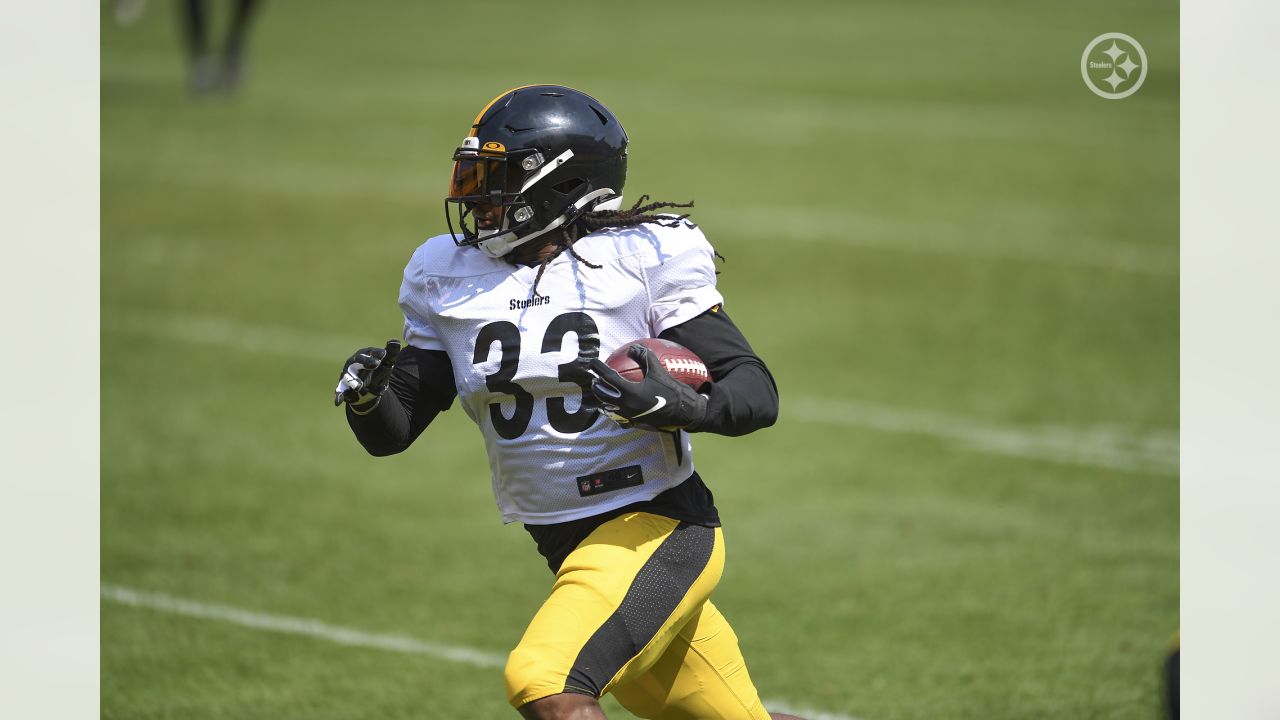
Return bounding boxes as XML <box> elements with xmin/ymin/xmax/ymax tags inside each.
<box><xmin>528</xmin><ymin>195</ymin><xmax>697</xmax><ymax>298</ymax></box>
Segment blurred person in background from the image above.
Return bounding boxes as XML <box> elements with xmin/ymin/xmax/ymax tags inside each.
<box><xmin>334</xmin><ymin>85</ymin><xmax>805</xmax><ymax>720</ymax></box>
<box><xmin>112</xmin><ymin>0</ymin><xmax>264</xmax><ymax>93</ymax></box>
<box><xmin>179</xmin><ymin>0</ymin><xmax>262</xmax><ymax>94</ymax></box>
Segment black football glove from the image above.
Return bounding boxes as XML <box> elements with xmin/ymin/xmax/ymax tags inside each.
<box><xmin>589</xmin><ymin>344</ymin><xmax>708</xmax><ymax>432</ymax></box>
<box><xmin>333</xmin><ymin>339</ymin><xmax>402</xmax><ymax>413</ymax></box>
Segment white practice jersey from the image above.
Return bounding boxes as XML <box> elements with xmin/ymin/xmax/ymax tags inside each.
<box><xmin>398</xmin><ymin>221</ymin><xmax>724</xmax><ymax>525</ymax></box>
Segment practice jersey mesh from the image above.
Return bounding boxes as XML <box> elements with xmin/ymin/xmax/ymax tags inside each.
<box><xmin>398</xmin><ymin>221</ymin><xmax>724</xmax><ymax>524</ymax></box>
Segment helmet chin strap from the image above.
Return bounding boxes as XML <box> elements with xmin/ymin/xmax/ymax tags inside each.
<box><xmin>478</xmin><ymin>189</ymin><xmax>622</xmax><ymax>259</ymax></box>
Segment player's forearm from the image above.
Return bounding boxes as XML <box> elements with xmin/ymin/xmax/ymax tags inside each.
<box><xmin>345</xmin><ymin>389</ymin><xmax>428</xmax><ymax>456</ymax></box>
<box><xmin>696</xmin><ymin>360</ymin><xmax>779</xmax><ymax>436</ymax></box>
<box><xmin>660</xmin><ymin>306</ymin><xmax>779</xmax><ymax>437</ymax></box>
<box><xmin>343</xmin><ymin>346</ymin><xmax>456</xmax><ymax>456</ymax></box>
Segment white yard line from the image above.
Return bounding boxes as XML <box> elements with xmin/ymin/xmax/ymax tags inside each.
<box><xmin>762</xmin><ymin>702</ymin><xmax>864</xmax><ymax>720</ymax></box>
<box><xmin>106</xmin><ymin>308</ymin><xmax>367</xmax><ymax>363</ymax></box>
<box><xmin>101</xmin><ymin>584</ymin><xmax>861</xmax><ymax>720</ymax></box>
<box><xmin>104</xmin><ymin>309</ymin><xmax>1178</xmax><ymax>476</ymax></box>
<box><xmin>101</xmin><ymin>584</ymin><xmax>506</xmax><ymax>668</ymax></box>
<box><xmin>788</xmin><ymin>396</ymin><xmax>1178</xmax><ymax>476</ymax></box>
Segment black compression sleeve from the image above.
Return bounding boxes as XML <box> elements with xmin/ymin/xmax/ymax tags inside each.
<box><xmin>660</xmin><ymin>306</ymin><xmax>779</xmax><ymax>436</ymax></box>
<box><xmin>345</xmin><ymin>346</ymin><xmax>457</xmax><ymax>456</ymax></box>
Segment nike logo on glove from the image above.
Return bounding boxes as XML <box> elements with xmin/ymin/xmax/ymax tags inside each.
<box><xmin>632</xmin><ymin>396</ymin><xmax>667</xmax><ymax>418</ymax></box>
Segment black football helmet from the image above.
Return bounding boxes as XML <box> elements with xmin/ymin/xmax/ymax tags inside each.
<box><xmin>445</xmin><ymin>85</ymin><xmax>628</xmax><ymax>258</ymax></box>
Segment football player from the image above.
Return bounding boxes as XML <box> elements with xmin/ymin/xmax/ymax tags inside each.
<box><xmin>337</xmin><ymin>85</ymin><xmax>802</xmax><ymax>720</ymax></box>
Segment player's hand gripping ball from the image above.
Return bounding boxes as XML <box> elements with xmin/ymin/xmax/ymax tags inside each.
<box><xmin>589</xmin><ymin>339</ymin><xmax>710</xmax><ymax>431</ymax></box>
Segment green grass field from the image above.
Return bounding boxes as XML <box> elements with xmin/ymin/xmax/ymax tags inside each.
<box><xmin>101</xmin><ymin>1</ymin><xmax>1178</xmax><ymax>718</ymax></box>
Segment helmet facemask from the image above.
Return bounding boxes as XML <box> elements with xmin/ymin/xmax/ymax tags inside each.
<box><xmin>445</xmin><ymin>136</ymin><xmax>622</xmax><ymax>259</ymax></box>
<box><xmin>444</xmin><ymin>137</ymin><xmax>541</xmax><ymax>256</ymax></box>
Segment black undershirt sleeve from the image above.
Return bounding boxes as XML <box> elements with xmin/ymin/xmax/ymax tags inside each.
<box><xmin>345</xmin><ymin>346</ymin><xmax>458</xmax><ymax>456</ymax></box>
<box><xmin>659</xmin><ymin>306</ymin><xmax>779</xmax><ymax>437</ymax></box>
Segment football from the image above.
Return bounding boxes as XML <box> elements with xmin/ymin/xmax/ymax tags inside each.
<box><xmin>605</xmin><ymin>338</ymin><xmax>710</xmax><ymax>391</ymax></box>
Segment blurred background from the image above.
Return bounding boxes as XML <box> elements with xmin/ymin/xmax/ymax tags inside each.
<box><xmin>101</xmin><ymin>1</ymin><xmax>1178</xmax><ymax>718</ymax></box>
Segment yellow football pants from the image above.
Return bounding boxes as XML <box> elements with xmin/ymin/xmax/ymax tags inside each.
<box><xmin>505</xmin><ymin>512</ymin><xmax>770</xmax><ymax>719</ymax></box>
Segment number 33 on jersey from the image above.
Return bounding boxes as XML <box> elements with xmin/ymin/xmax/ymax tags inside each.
<box><xmin>398</xmin><ymin>220</ymin><xmax>724</xmax><ymax>526</ymax></box>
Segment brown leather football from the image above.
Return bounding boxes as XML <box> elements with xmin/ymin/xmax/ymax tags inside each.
<box><xmin>605</xmin><ymin>338</ymin><xmax>710</xmax><ymax>392</ymax></box>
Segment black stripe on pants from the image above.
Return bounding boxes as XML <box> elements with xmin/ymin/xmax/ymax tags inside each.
<box><xmin>562</xmin><ymin>522</ymin><xmax>716</xmax><ymax>697</ymax></box>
